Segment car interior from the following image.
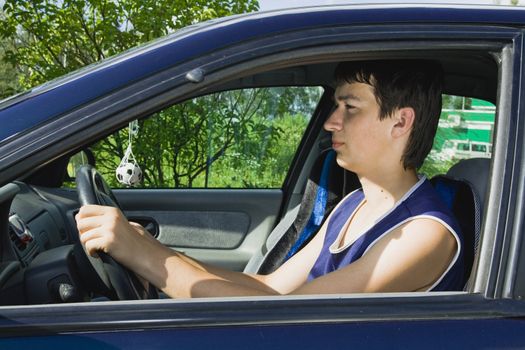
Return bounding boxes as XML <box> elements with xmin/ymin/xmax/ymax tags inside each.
<box><xmin>0</xmin><ymin>50</ymin><xmax>497</xmax><ymax>305</ymax></box>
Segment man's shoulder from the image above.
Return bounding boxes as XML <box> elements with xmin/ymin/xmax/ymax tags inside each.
<box><xmin>404</xmin><ymin>178</ymin><xmax>457</xmax><ymax>219</ymax></box>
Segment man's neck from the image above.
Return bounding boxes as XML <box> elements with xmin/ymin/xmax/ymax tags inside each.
<box><xmin>358</xmin><ymin>168</ymin><xmax>419</xmax><ymax>209</ymax></box>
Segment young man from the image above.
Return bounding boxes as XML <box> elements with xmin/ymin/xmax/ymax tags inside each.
<box><xmin>76</xmin><ymin>60</ymin><xmax>464</xmax><ymax>297</ymax></box>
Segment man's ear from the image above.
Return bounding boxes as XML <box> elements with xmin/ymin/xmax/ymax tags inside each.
<box><xmin>391</xmin><ymin>107</ymin><xmax>415</xmax><ymax>138</ymax></box>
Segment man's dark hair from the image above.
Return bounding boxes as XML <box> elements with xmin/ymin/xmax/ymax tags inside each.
<box><xmin>334</xmin><ymin>59</ymin><xmax>443</xmax><ymax>169</ymax></box>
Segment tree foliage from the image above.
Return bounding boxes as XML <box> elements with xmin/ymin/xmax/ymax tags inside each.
<box><xmin>2</xmin><ymin>0</ymin><xmax>326</xmax><ymax>191</ymax></box>
<box><xmin>93</xmin><ymin>87</ymin><xmax>321</xmax><ymax>189</ymax></box>
<box><xmin>442</xmin><ymin>95</ymin><xmax>471</xmax><ymax>110</ymax></box>
<box><xmin>0</xmin><ymin>37</ymin><xmax>20</xmax><ymax>99</ymax></box>
<box><xmin>0</xmin><ymin>0</ymin><xmax>259</xmax><ymax>89</ymax></box>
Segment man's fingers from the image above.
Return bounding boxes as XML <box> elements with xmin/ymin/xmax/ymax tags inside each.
<box><xmin>76</xmin><ymin>206</ymin><xmax>126</xmax><ymax>237</ymax></box>
<box><xmin>76</xmin><ymin>216</ymin><xmax>104</xmax><ymax>233</ymax></box>
<box><xmin>79</xmin><ymin>228</ymin><xmax>104</xmax><ymax>245</ymax></box>
<box><xmin>83</xmin><ymin>237</ymin><xmax>108</xmax><ymax>257</ymax></box>
<box><xmin>76</xmin><ymin>204</ymin><xmax>121</xmax><ymax>219</ymax></box>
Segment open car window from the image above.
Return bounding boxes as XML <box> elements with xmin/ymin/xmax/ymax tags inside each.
<box><xmin>421</xmin><ymin>95</ymin><xmax>495</xmax><ymax>177</ymax></box>
<box><xmin>83</xmin><ymin>86</ymin><xmax>323</xmax><ymax>189</ymax></box>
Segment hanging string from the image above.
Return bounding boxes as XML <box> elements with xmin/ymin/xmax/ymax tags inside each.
<box><xmin>116</xmin><ymin>120</ymin><xmax>143</xmax><ymax>187</ymax></box>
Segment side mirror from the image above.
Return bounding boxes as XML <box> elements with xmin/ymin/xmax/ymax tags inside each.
<box><xmin>66</xmin><ymin>149</ymin><xmax>96</xmax><ymax>181</ymax></box>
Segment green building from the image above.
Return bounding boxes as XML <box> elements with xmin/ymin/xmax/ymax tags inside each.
<box><xmin>431</xmin><ymin>98</ymin><xmax>495</xmax><ymax>160</ymax></box>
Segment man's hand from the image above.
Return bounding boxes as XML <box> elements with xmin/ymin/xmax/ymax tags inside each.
<box><xmin>75</xmin><ymin>205</ymin><xmax>158</xmax><ymax>273</ymax></box>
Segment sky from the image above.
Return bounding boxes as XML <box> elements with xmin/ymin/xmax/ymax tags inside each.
<box><xmin>258</xmin><ymin>0</ymin><xmax>522</xmax><ymax>11</ymax></box>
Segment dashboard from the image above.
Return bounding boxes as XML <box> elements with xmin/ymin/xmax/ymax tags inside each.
<box><xmin>0</xmin><ymin>181</ymin><xmax>87</xmax><ymax>305</ymax></box>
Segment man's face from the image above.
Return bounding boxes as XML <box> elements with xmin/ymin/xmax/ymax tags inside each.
<box><xmin>324</xmin><ymin>82</ymin><xmax>393</xmax><ymax>174</ymax></box>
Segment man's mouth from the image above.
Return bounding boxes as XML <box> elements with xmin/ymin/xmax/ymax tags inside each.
<box><xmin>332</xmin><ymin>141</ymin><xmax>344</xmax><ymax>149</ymax></box>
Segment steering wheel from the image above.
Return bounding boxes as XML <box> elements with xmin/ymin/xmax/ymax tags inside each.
<box><xmin>76</xmin><ymin>164</ymin><xmax>156</xmax><ymax>300</ymax></box>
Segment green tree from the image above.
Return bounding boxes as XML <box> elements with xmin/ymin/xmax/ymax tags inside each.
<box><xmin>94</xmin><ymin>86</ymin><xmax>321</xmax><ymax>189</ymax></box>
<box><xmin>0</xmin><ymin>0</ymin><xmax>259</xmax><ymax>89</ymax></box>
<box><xmin>0</xmin><ymin>39</ymin><xmax>20</xmax><ymax>99</ymax></box>
<box><xmin>0</xmin><ymin>10</ymin><xmax>20</xmax><ymax>99</ymax></box>
<box><xmin>1</xmin><ymin>0</ymin><xmax>300</xmax><ymax>189</ymax></box>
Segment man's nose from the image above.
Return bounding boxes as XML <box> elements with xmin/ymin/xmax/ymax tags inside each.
<box><xmin>323</xmin><ymin>108</ymin><xmax>342</xmax><ymax>131</ymax></box>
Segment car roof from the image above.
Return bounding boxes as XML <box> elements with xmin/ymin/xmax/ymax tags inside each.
<box><xmin>0</xmin><ymin>4</ymin><xmax>516</xmax><ymax>142</ymax></box>
<box><xmin>259</xmin><ymin>1</ymin><xmax>515</xmax><ymax>11</ymax></box>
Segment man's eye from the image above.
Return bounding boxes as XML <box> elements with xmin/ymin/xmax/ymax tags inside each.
<box><xmin>345</xmin><ymin>104</ymin><xmax>355</xmax><ymax>110</ymax></box>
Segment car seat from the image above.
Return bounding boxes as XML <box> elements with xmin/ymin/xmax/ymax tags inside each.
<box><xmin>444</xmin><ymin>157</ymin><xmax>490</xmax><ymax>289</ymax></box>
<box><xmin>429</xmin><ymin>157</ymin><xmax>489</xmax><ymax>289</ymax></box>
<box><xmin>430</xmin><ymin>174</ymin><xmax>479</xmax><ymax>289</ymax></box>
<box><xmin>243</xmin><ymin>149</ymin><xmax>360</xmax><ymax>274</ymax></box>
<box><xmin>245</xmin><ymin>150</ymin><xmax>488</xmax><ymax>291</ymax></box>
<box><xmin>447</xmin><ymin>157</ymin><xmax>489</xmax><ymax>213</ymax></box>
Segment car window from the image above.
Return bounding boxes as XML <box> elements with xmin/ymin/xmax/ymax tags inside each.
<box><xmin>89</xmin><ymin>86</ymin><xmax>323</xmax><ymax>189</ymax></box>
<box><xmin>420</xmin><ymin>95</ymin><xmax>495</xmax><ymax>177</ymax></box>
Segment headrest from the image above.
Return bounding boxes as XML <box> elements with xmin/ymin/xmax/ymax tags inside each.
<box><xmin>447</xmin><ymin>158</ymin><xmax>490</xmax><ymax>212</ymax></box>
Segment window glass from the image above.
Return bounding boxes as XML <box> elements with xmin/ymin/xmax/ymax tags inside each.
<box><xmin>90</xmin><ymin>86</ymin><xmax>323</xmax><ymax>189</ymax></box>
<box><xmin>420</xmin><ymin>95</ymin><xmax>495</xmax><ymax>177</ymax></box>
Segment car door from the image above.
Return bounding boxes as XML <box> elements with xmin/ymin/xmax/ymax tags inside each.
<box><xmin>86</xmin><ymin>85</ymin><xmax>325</xmax><ymax>271</ymax></box>
<box><xmin>2</xmin><ymin>6</ymin><xmax>525</xmax><ymax>349</ymax></box>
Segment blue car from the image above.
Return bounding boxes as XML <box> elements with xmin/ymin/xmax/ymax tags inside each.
<box><xmin>0</xmin><ymin>4</ymin><xmax>523</xmax><ymax>348</ymax></box>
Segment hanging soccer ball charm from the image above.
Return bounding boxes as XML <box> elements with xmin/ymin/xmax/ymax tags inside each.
<box><xmin>116</xmin><ymin>161</ymin><xmax>143</xmax><ymax>186</ymax></box>
<box><xmin>115</xmin><ymin>120</ymin><xmax>143</xmax><ymax>187</ymax></box>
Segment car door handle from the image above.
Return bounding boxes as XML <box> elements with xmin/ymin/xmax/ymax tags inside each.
<box><xmin>126</xmin><ymin>216</ymin><xmax>159</xmax><ymax>238</ymax></box>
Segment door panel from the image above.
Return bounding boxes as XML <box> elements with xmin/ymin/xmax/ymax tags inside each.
<box><xmin>115</xmin><ymin>189</ymin><xmax>282</xmax><ymax>271</ymax></box>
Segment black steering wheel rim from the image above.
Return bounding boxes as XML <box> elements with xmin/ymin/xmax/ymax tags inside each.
<box><xmin>76</xmin><ymin>164</ymin><xmax>155</xmax><ymax>300</ymax></box>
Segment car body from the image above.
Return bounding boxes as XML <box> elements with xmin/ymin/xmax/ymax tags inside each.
<box><xmin>0</xmin><ymin>3</ymin><xmax>524</xmax><ymax>348</ymax></box>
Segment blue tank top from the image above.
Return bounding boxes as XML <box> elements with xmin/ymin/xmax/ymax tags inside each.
<box><xmin>307</xmin><ymin>176</ymin><xmax>464</xmax><ymax>291</ymax></box>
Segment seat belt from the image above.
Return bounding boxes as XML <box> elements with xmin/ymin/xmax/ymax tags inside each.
<box><xmin>285</xmin><ymin>150</ymin><xmax>335</xmax><ymax>260</ymax></box>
